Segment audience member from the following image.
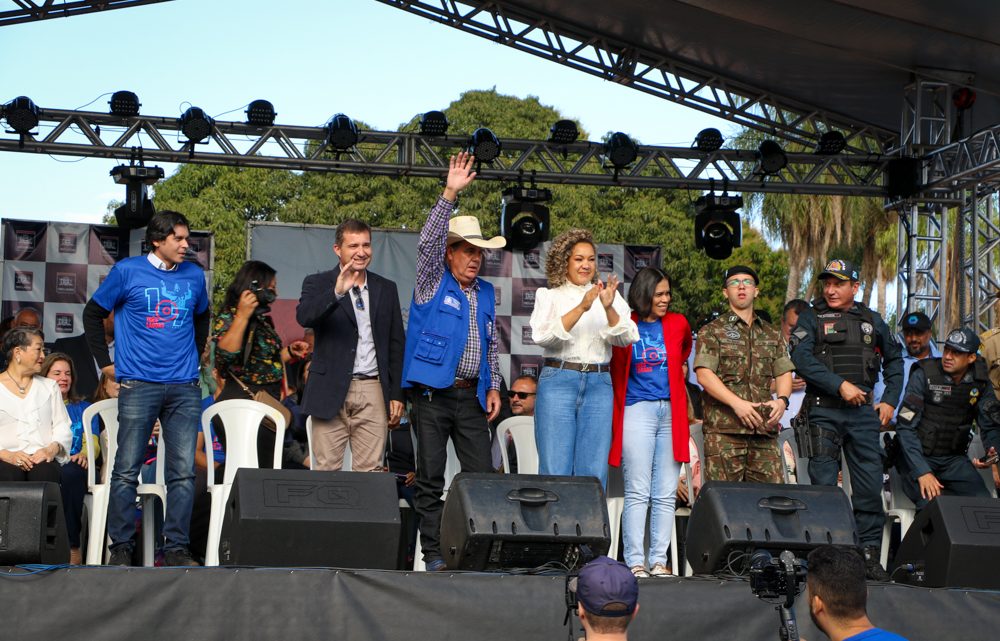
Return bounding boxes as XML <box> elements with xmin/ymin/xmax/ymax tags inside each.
<box><xmin>48</xmin><ymin>312</ymin><xmax>114</xmax><ymax>400</ymax></box>
<box><xmin>531</xmin><ymin>228</ymin><xmax>638</xmax><ymax>488</ymax></box>
<box><xmin>401</xmin><ymin>152</ymin><xmax>504</xmax><ymax>572</ymax></box>
<box><xmin>609</xmin><ymin>266</ymin><xmax>691</xmax><ymax>578</ymax></box>
<box><xmin>779</xmin><ymin>299</ymin><xmax>809</xmax><ymax>429</ymax></box>
<box><xmin>508</xmin><ymin>375</ymin><xmax>538</xmax><ymax>416</ymax></box>
<box><xmin>0</xmin><ymin>328</ymin><xmax>72</xmax><ymax>483</ymax></box>
<box><xmin>574</xmin><ymin>556</ymin><xmax>640</xmax><ymax>641</ymax></box>
<box><xmin>806</xmin><ymin>545</ymin><xmax>910</xmax><ymax>641</ymax></box>
<box><xmin>297</xmin><ymin>219</ymin><xmax>404</xmax><ymax>472</ymax></box>
<box><xmin>83</xmin><ymin>210</ymin><xmax>211</xmax><ymax>567</ymax></box>
<box><xmin>12</xmin><ymin>307</ymin><xmax>42</xmax><ymax>331</ymax></box>
<box><xmin>214</xmin><ymin>260</ymin><xmax>309</xmax><ymax>468</ymax></box>
<box><xmin>42</xmin><ymin>352</ymin><xmax>95</xmax><ymax>566</ymax></box>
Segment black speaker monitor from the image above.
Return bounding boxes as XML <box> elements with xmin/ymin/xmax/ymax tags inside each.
<box><xmin>220</xmin><ymin>469</ymin><xmax>401</xmax><ymax>568</ymax></box>
<box><xmin>440</xmin><ymin>473</ymin><xmax>610</xmax><ymax>571</ymax></box>
<box><xmin>0</xmin><ymin>482</ymin><xmax>70</xmax><ymax>565</ymax></box>
<box><xmin>685</xmin><ymin>481</ymin><xmax>858</xmax><ymax>574</ymax></box>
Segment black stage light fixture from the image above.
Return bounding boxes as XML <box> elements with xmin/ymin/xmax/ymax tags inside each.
<box><xmin>109</xmin><ymin>91</ymin><xmax>140</xmax><ymax>117</ymax></box>
<box><xmin>549</xmin><ymin>119</ymin><xmax>579</xmax><ymax>145</ymax></box>
<box><xmin>815</xmin><ymin>131</ymin><xmax>846</xmax><ymax>155</ymax></box>
<box><xmin>3</xmin><ymin>96</ymin><xmax>40</xmax><ymax>134</ymax></box>
<box><xmin>604</xmin><ymin>132</ymin><xmax>638</xmax><ymax>168</ymax></box>
<box><xmin>420</xmin><ymin>110</ymin><xmax>449</xmax><ymax>136</ymax></box>
<box><xmin>694</xmin><ymin>193</ymin><xmax>743</xmax><ymax>260</ymax></box>
<box><xmin>110</xmin><ymin>164</ymin><xmax>165</xmax><ymax>229</ymax></box>
<box><xmin>326</xmin><ymin>113</ymin><xmax>358</xmax><ymax>150</ymax></box>
<box><xmin>246</xmin><ymin>100</ymin><xmax>276</xmax><ymax>127</ymax></box>
<box><xmin>694</xmin><ymin>127</ymin><xmax>724</xmax><ymax>152</ymax></box>
<box><xmin>179</xmin><ymin>106</ymin><xmax>214</xmax><ymax>144</ymax></box>
<box><xmin>501</xmin><ymin>185</ymin><xmax>551</xmax><ymax>251</ymax></box>
<box><xmin>468</xmin><ymin>127</ymin><xmax>501</xmax><ymax>163</ymax></box>
<box><xmin>756</xmin><ymin>140</ymin><xmax>787</xmax><ymax>175</ymax></box>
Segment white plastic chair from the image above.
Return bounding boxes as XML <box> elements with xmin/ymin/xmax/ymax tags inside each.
<box><xmin>305</xmin><ymin>416</ymin><xmax>353</xmax><ymax>471</ymax></box>
<box><xmin>968</xmin><ymin>431</ymin><xmax>998</xmax><ymax>499</ymax></box>
<box><xmin>777</xmin><ymin>429</ymin><xmax>798</xmax><ymax>484</ymax></box>
<box><xmin>496</xmin><ymin>416</ymin><xmax>537</xmax><ymax>474</ymax></box>
<box><xmin>202</xmin><ymin>399</ymin><xmax>286</xmax><ymax>566</ymax></box>
<box><xmin>880</xmin><ymin>466</ymin><xmax>917</xmax><ymax>568</ymax></box>
<box><xmin>81</xmin><ymin>399</ymin><xmax>166</xmax><ymax>566</ymax></box>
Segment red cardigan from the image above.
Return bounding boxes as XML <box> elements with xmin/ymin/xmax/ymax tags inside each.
<box><xmin>609</xmin><ymin>311</ymin><xmax>692</xmax><ymax>467</ymax></box>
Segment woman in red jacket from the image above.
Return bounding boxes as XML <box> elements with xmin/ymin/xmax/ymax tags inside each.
<box><xmin>609</xmin><ymin>267</ymin><xmax>692</xmax><ymax>577</ymax></box>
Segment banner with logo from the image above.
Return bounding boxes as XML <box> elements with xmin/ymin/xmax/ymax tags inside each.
<box><xmin>1</xmin><ymin>220</ymin><xmax>213</xmax><ymax>341</ymax></box>
<box><xmin>249</xmin><ymin>222</ymin><xmax>659</xmax><ymax>385</ymax></box>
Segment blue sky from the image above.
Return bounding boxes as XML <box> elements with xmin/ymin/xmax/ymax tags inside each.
<box><xmin>0</xmin><ymin>0</ymin><xmax>731</xmax><ymax>224</ymax></box>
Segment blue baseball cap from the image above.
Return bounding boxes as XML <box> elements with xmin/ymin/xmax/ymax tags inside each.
<box><xmin>576</xmin><ymin>556</ymin><xmax>638</xmax><ymax>617</ymax></box>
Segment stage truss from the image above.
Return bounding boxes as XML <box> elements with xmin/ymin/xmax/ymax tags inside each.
<box><xmin>0</xmin><ymin>0</ymin><xmax>172</xmax><ymax>26</ymax></box>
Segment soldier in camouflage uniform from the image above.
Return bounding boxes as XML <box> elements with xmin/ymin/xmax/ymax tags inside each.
<box><xmin>694</xmin><ymin>266</ymin><xmax>794</xmax><ymax>483</ymax></box>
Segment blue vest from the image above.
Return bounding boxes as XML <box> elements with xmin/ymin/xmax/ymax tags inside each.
<box><xmin>403</xmin><ymin>271</ymin><xmax>494</xmax><ymax>410</ymax></box>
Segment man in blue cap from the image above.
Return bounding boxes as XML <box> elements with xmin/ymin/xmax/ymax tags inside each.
<box><xmin>790</xmin><ymin>258</ymin><xmax>903</xmax><ymax>580</ymax></box>
<box><xmin>894</xmin><ymin>327</ymin><xmax>1000</xmax><ymax>508</ymax></box>
<box><xmin>575</xmin><ymin>556</ymin><xmax>640</xmax><ymax>640</ymax></box>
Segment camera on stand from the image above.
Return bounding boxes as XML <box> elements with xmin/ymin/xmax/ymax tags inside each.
<box><xmin>749</xmin><ymin>549</ymin><xmax>807</xmax><ymax>641</ymax></box>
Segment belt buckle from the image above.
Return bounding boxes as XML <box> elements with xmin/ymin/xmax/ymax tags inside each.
<box><xmin>580</xmin><ymin>363</ymin><xmax>591</xmax><ymax>373</ymax></box>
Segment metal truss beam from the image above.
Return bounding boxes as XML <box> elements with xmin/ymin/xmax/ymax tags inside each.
<box><xmin>1</xmin><ymin>0</ymin><xmax>173</xmax><ymax>26</ymax></box>
<box><xmin>0</xmin><ymin>107</ymin><xmax>891</xmax><ymax>196</ymax></box>
<box><xmin>374</xmin><ymin>0</ymin><xmax>896</xmax><ymax>155</ymax></box>
<box><xmin>924</xmin><ymin>124</ymin><xmax>1000</xmax><ymax>195</ymax></box>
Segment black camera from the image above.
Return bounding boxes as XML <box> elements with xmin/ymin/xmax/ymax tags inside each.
<box><xmin>750</xmin><ymin>550</ymin><xmax>807</xmax><ymax>641</ymax></box>
<box><xmin>249</xmin><ymin>279</ymin><xmax>276</xmax><ymax>313</ymax></box>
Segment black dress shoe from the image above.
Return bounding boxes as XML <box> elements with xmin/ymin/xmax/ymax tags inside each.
<box><xmin>164</xmin><ymin>548</ymin><xmax>200</xmax><ymax>567</ymax></box>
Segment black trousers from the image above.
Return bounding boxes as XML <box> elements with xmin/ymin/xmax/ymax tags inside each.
<box><xmin>0</xmin><ymin>460</ymin><xmax>61</xmax><ymax>483</ymax></box>
<box><xmin>410</xmin><ymin>386</ymin><xmax>494</xmax><ymax>561</ymax></box>
<box><xmin>897</xmin><ymin>453</ymin><xmax>992</xmax><ymax>509</ymax></box>
<box><xmin>60</xmin><ymin>461</ymin><xmax>88</xmax><ymax>548</ymax></box>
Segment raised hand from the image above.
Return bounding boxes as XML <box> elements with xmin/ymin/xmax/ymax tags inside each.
<box><xmin>598</xmin><ymin>274</ymin><xmax>619</xmax><ymax>309</ymax></box>
<box><xmin>235</xmin><ymin>289</ymin><xmax>259</xmax><ymax>320</ymax></box>
<box><xmin>335</xmin><ymin>266</ymin><xmax>364</xmax><ymax>297</ymax></box>
<box><xmin>443</xmin><ymin>151</ymin><xmax>477</xmax><ymax>201</ymax></box>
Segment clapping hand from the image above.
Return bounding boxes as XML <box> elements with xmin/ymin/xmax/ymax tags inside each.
<box><xmin>598</xmin><ymin>274</ymin><xmax>619</xmax><ymax>309</ymax></box>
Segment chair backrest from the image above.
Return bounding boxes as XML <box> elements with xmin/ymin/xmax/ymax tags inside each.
<box><xmin>887</xmin><ymin>466</ymin><xmax>917</xmax><ymax>511</ymax></box>
<box><xmin>496</xmin><ymin>416</ymin><xmax>537</xmax><ymax>474</ymax></box>
<box><xmin>202</xmin><ymin>399</ymin><xmax>286</xmax><ymax>487</ymax></box>
<box><xmin>967</xmin><ymin>430</ymin><xmax>998</xmax><ymax>498</ymax></box>
<box><xmin>81</xmin><ymin>399</ymin><xmax>118</xmax><ymax>492</ymax></box>
<box><xmin>777</xmin><ymin>428</ymin><xmax>797</xmax><ymax>484</ymax></box>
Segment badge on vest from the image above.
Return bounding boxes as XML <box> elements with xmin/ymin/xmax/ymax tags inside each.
<box><xmin>929</xmin><ymin>383</ymin><xmax>951</xmax><ymax>404</ymax></box>
<box><xmin>971</xmin><ymin>388</ymin><xmax>980</xmax><ymax>405</ymax></box>
<box><xmin>443</xmin><ymin>295</ymin><xmax>462</xmax><ymax>310</ymax></box>
<box><xmin>861</xmin><ymin>322</ymin><xmax>874</xmax><ymax>335</ymax></box>
<box><xmin>823</xmin><ymin>322</ymin><xmax>837</xmax><ymax>335</ymax></box>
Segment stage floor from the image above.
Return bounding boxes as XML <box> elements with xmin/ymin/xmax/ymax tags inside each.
<box><xmin>3</xmin><ymin>566</ymin><xmax>997</xmax><ymax>641</ymax></box>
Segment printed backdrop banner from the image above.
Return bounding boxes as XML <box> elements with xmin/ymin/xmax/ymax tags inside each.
<box><xmin>1</xmin><ymin>219</ymin><xmax>214</xmax><ymax>341</ymax></box>
<box><xmin>249</xmin><ymin>221</ymin><xmax>659</xmax><ymax>385</ymax></box>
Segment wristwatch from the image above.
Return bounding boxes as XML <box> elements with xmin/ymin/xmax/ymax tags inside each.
<box><xmin>777</xmin><ymin>395</ymin><xmax>790</xmax><ymax>409</ymax></box>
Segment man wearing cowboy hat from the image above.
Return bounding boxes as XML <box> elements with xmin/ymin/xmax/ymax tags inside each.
<box><xmin>402</xmin><ymin>151</ymin><xmax>505</xmax><ymax>571</ymax></box>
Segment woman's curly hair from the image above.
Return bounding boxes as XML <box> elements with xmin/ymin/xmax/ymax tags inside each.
<box><xmin>545</xmin><ymin>229</ymin><xmax>598</xmax><ymax>288</ymax></box>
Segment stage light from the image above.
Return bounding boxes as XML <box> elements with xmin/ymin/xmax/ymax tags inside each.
<box><xmin>3</xmin><ymin>96</ymin><xmax>39</xmax><ymax>134</ymax></box>
<box><xmin>420</xmin><ymin>110</ymin><xmax>449</xmax><ymax>136</ymax></box>
<box><xmin>501</xmin><ymin>186</ymin><xmax>551</xmax><ymax>251</ymax></box>
<box><xmin>694</xmin><ymin>128</ymin><xmax>723</xmax><ymax>152</ymax></box>
<box><xmin>468</xmin><ymin>127</ymin><xmax>501</xmax><ymax>163</ymax></box>
<box><xmin>953</xmin><ymin>87</ymin><xmax>976</xmax><ymax>110</ymax></box>
<box><xmin>246</xmin><ymin>100</ymin><xmax>276</xmax><ymax>127</ymax></box>
<box><xmin>756</xmin><ymin>140</ymin><xmax>787</xmax><ymax>175</ymax></box>
<box><xmin>815</xmin><ymin>131</ymin><xmax>846</xmax><ymax>155</ymax></box>
<box><xmin>694</xmin><ymin>193</ymin><xmax>743</xmax><ymax>260</ymax></box>
<box><xmin>326</xmin><ymin>113</ymin><xmax>358</xmax><ymax>150</ymax></box>
<box><xmin>549</xmin><ymin>120</ymin><xmax>579</xmax><ymax>145</ymax></box>
<box><xmin>109</xmin><ymin>91</ymin><xmax>140</xmax><ymax>117</ymax></box>
<box><xmin>110</xmin><ymin>163</ymin><xmax>165</xmax><ymax>229</ymax></box>
<box><xmin>179</xmin><ymin>106</ymin><xmax>214</xmax><ymax>144</ymax></box>
<box><xmin>604</xmin><ymin>132</ymin><xmax>638</xmax><ymax>168</ymax></box>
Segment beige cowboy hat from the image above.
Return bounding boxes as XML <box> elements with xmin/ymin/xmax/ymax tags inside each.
<box><xmin>447</xmin><ymin>216</ymin><xmax>506</xmax><ymax>249</ymax></box>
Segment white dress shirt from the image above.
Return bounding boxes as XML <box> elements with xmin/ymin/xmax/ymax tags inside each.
<box><xmin>530</xmin><ymin>282</ymin><xmax>638</xmax><ymax>364</ymax></box>
<box><xmin>0</xmin><ymin>377</ymin><xmax>73</xmax><ymax>463</ymax></box>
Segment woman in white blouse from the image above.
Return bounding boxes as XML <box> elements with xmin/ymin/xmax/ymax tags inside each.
<box><xmin>0</xmin><ymin>328</ymin><xmax>73</xmax><ymax>482</ymax></box>
<box><xmin>530</xmin><ymin>229</ymin><xmax>638</xmax><ymax>487</ymax></box>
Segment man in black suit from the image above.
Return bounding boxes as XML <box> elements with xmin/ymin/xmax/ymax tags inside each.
<box><xmin>296</xmin><ymin>219</ymin><xmax>405</xmax><ymax>471</ymax></box>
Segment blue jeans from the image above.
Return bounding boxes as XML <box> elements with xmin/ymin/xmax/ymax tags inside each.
<box><xmin>621</xmin><ymin>400</ymin><xmax>679</xmax><ymax>568</ymax></box>
<box><xmin>108</xmin><ymin>380</ymin><xmax>201</xmax><ymax>552</ymax></box>
<box><xmin>535</xmin><ymin>366</ymin><xmax>613</xmax><ymax>488</ymax></box>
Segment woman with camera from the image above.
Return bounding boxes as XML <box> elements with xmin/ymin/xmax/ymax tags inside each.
<box><xmin>213</xmin><ymin>261</ymin><xmax>309</xmax><ymax>467</ymax></box>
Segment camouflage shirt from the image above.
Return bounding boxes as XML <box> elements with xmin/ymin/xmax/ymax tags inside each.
<box><xmin>694</xmin><ymin>311</ymin><xmax>794</xmax><ymax>435</ymax></box>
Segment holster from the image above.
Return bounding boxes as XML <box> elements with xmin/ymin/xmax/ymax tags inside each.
<box><xmin>793</xmin><ymin>399</ymin><xmax>842</xmax><ymax>459</ymax></box>
<box><xmin>792</xmin><ymin>402</ymin><xmax>813</xmax><ymax>458</ymax></box>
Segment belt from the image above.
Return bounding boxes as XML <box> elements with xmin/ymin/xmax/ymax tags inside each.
<box><xmin>352</xmin><ymin>373</ymin><xmax>379</xmax><ymax>381</ymax></box>
<box><xmin>544</xmin><ymin>359</ymin><xmax>610</xmax><ymax>374</ymax></box>
<box><xmin>452</xmin><ymin>378</ymin><xmax>478</xmax><ymax>389</ymax></box>
<box><xmin>810</xmin><ymin>395</ymin><xmax>859</xmax><ymax>409</ymax></box>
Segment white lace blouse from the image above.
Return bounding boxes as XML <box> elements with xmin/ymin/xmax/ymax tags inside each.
<box><xmin>0</xmin><ymin>376</ymin><xmax>73</xmax><ymax>463</ymax></box>
<box><xmin>529</xmin><ymin>282</ymin><xmax>638</xmax><ymax>364</ymax></box>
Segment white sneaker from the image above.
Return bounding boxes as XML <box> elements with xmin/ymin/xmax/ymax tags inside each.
<box><xmin>630</xmin><ymin>565</ymin><xmax>650</xmax><ymax>578</ymax></box>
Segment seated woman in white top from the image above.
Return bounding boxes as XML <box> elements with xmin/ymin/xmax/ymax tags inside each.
<box><xmin>0</xmin><ymin>327</ymin><xmax>73</xmax><ymax>483</ymax></box>
<box><xmin>529</xmin><ymin>229</ymin><xmax>638</xmax><ymax>488</ymax></box>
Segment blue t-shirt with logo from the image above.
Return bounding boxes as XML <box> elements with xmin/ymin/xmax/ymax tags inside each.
<box><xmin>92</xmin><ymin>256</ymin><xmax>208</xmax><ymax>384</ymax></box>
<box><xmin>626</xmin><ymin>320</ymin><xmax>670</xmax><ymax>405</ymax></box>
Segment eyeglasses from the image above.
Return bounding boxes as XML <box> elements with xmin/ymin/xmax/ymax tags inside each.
<box><xmin>508</xmin><ymin>391</ymin><xmax>536</xmax><ymax>399</ymax></box>
<box><xmin>352</xmin><ymin>286</ymin><xmax>365</xmax><ymax>311</ymax></box>
<box><xmin>726</xmin><ymin>278</ymin><xmax>756</xmax><ymax>288</ymax></box>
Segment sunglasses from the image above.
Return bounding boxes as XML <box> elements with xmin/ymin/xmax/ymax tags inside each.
<box><xmin>508</xmin><ymin>391</ymin><xmax>536</xmax><ymax>400</ymax></box>
<box><xmin>352</xmin><ymin>285</ymin><xmax>365</xmax><ymax>311</ymax></box>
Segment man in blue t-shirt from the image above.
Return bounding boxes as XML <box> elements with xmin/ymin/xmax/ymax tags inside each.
<box><xmin>806</xmin><ymin>545</ymin><xmax>910</xmax><ymax>641</ymax></box>
<box><xmin>84</xmin><ymin>211</ymin><xmax>210</xmax><ymax>567</ymax></box>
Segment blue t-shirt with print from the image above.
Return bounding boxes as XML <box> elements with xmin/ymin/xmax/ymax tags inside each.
<box><xmin>844</xmin><ymin>628</ymin><xmax>909</xmax><ymax>641</ymax></box>
<box><xmin>626</xmin><ymin>320</ymin><xmax>670</xmax><ymax>405</ymax></box>
<box><xmin>91</xmin><ymin>255</ymin><xmax>208</xmax><ymax>384</ymax></box>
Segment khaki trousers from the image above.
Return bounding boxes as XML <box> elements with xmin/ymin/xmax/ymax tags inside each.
<box><xmin>311</xmin><ymin>379</ymin><xmax>387</xmax><ymax>472</ymax></box>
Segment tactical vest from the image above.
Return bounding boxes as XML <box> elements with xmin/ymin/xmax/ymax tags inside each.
<box><xmin>916</xmin><ymin>358</ymin><xmax>989</xmax><ymax>456</ymax></box>
<box><xmin>811</xmin><ymin>299</ymin><xmax>879</xmax><ymax>388</ymax></box>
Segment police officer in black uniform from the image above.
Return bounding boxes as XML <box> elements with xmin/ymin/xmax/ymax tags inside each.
<box><xmin>895</xmin><ymin>327</ymin><xmax>1000</xmax><ymax>508</ymax></box>
<box><xmin>789</xmin><ymin>259</ymin><xmax>903</xmax><ymax>581</ymax></box>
